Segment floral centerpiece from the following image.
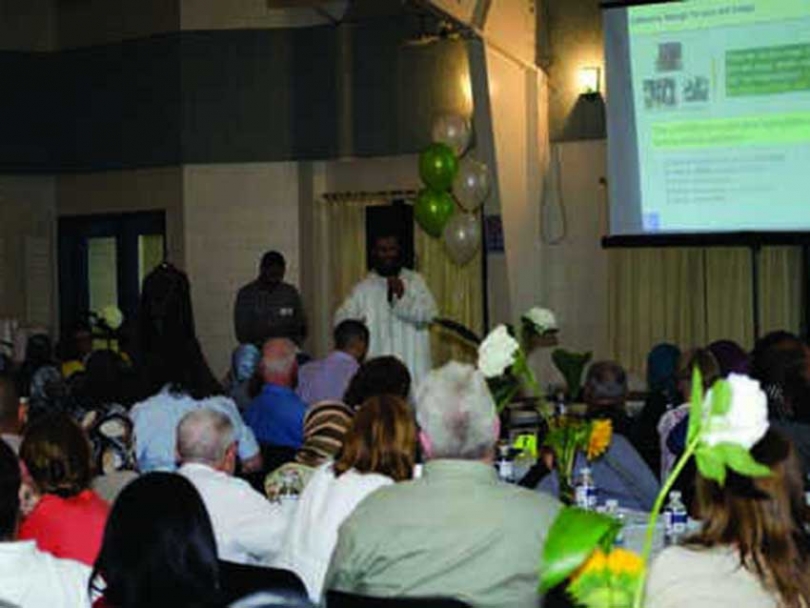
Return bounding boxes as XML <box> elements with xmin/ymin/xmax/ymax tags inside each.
<box><xmin>477</xmin><ymin>308</ymin><xmax>614</xmax><ymax>503</ymax></box>
<box><xmin>539</xmin><ymin>368</ymin><xmax>771</xmax><ymax>608</ymax></box>
<box><xmin>544</xmin><ymin>416</ymin><xmax>613</xmax><ymax>504</ymax></box>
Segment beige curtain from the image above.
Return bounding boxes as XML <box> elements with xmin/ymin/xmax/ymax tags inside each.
<box><xmin>608</xmin><ymin>246</ymin><xmax>803</xmax><ymax>375</ymax></box>
<box><xmin>320</xmin><ymin>198</ymin><xmax>484</xmax><ymax>368</ymax></box>
<box><xmin>608</xmin><ymin>248</ymin><xmax>706</xmax><ymax>374</ymax></box>
<box><xmin>415</xmin><ymin>227</ymin><xmax>483</xmax><ymax>367</ymax></box>
<box><xmin>705</xmin><ymin>247</ymin><xmax>753</xmax><ymax>347</ymax></box>
<box><xmin>759</xmin><ymin>247</ymin><xmax>803</xmax><ymax>335</ymax></box>
<box><xmin>324</xmin><ymin>199</ymin><xmax>378</xmax><ymax>318</ymax></box>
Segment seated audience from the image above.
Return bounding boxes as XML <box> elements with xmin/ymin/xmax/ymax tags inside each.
<box><xmin>19</xmin><ymin>413</ymin><xmax>109</xmax><ymax>565</ymax></box>
<box><xmin>276</xmin><ymin>394</ymin><xmax>416</xmax><ymax>601</ymax></box>
<box><xmin>130</xmin><ymin>264</ymin><xmax>261</xmax><ymax>473</ymax></box>
<box><xmin>244</xmin><ymin>338</ymin><xmax>307</xmax><ymax>449</ymax></box>
<box><xmin>750</xmin><ymin>330</ymin><xmax>806</xmax><ymax>422</ymax></box>
<box><xmin>71</xmin><ymin>350</ymin><xmax>139</xmax><ymax>502</ymax></box>
<box><xmin>324</xmin><ymin>362</ymin><xmax>560</xmax><ymax>606</ymax></box>
<box><xmin>631</xmin><ymin>343</ymin><xmax>681</xmax><ymax>476</ymax></box>
<box><xmin>0</xmin><ymin>374</ymin><xmax>23</xmax><ymax>453</ymax></box>
<box><xmin>227</xmin><ymin>344</ymin><xmax>262</xmax><ymax>411</ymax></box>
<box><xmin>59</xmin><ymin>321</ymin><xmax>94</xmax><ymax>380</ymax></box>
<box><xmin>0</xmin><ymin>439</ymin><xmax>91</xmax><ymax>608</ymax></box>
<box><xmin>296</xmin><ymin>320</ymin><xmax>369</xmax><ymax>406</ymax></box>
<box><xmin>707</xmin><ymin>339</ymin><xmax>749</xmax><ymax>377</ymax></box>
<box><xmin>177</xmin><ymin>408</ymin><xmax>287</xmax><ymax>566</ymax></box>
<box><xmin>582</xmin><ymin>360</ymin><xmax>634</xmax><ymax>436</ymax></box>
<box><xmin>342</xmin><ymin>355</ymin><xmax>412</xmax><ymax>409</ymax></box>
<box><xmin>538</xmin><ymin>361</ymin><xmax>660</xmax><ymax>511</ymax></box>
<box><xmin>657</xmin><ymin>348</ymin><xmax>720</xmax><ymax>479</ymax></box>
<box><xmin>264</xmin><ymin>401</ymin><xmax>355</xmax><ymax>501</ymax></box>
<box><xmin>19</xmin><ymin>333</ymin><xmax>71</xmax><ymax>422</ymax></box>
<box><xmin>646</xmin><ymin>429</ymin><xmax>810</xmax><ymax>608</ymax></box>
<box><xmin>90</xmin><ymin>472</ymin><xmax>222</xmax><ymax>608</ymax></box>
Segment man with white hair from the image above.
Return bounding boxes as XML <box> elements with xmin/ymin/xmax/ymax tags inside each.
<box><xmin>324</xmin><ymin>362</ymin><xmax>561</xmax><ymax>607</ymax></box>
<box><xmin>244</xmin><ymin>338</ymin><xmax>307</xmax><ymax>448</ymax></box>
<box><xmin>177</xmin><ymin>408</ymin><xmax>287</xmax><ymax>565</ymax></box>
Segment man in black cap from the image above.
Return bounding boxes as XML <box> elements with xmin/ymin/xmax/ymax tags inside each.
<box><xmin>234</xmin><ymin>251</ymin><xmax>307</xmax><ymax>347</ymax></box>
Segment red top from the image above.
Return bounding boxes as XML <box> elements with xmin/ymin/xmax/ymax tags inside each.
<box><xmin>19</xmin><ymin>489</ymin><xmax>110</xmax><ymax>566</ymax></box>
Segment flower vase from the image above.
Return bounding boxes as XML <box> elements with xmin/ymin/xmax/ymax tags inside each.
<box><xmin>556</xmin><ymin>458</ymin><xmax>576</xmax><ymax>505</ymax></box>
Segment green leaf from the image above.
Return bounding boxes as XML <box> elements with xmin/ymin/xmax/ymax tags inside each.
<box><xmin>539</xmin><ymin>507</ymin><xmax>621</xmax><ymax>592</ymax></box>
<box><xmin>687</xmin><ymin>366</ymin><xmax>704</xmax><ymax>444</ymax></box>
<box><xmin>710</xmin><ymin>380</ymin><xmax>732</xmax><ymax>416</ymax></box>
<box><xmin>712</xmin><ymin>442</ymin><xmax>772</xmax><ymax>478</ymax></box>
<box><xmin>696</xmin><ymin>448</ymin><xmax>726</xmax><ymax>485</ymax></box>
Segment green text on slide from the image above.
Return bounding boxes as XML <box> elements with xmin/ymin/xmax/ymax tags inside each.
<box><xmin>630</xmin><ymin>0</ymin><xmax>810</xmax><ymax>35</ymax></box>
<box><xmin>651</xmin><ymin>112</ymin><xmax>810</xmax><ymax>149</ymax></box>
<box><xmin>727</xmin><ymin>43</ymin><xmax>810</xmax><ymax>96</ymax></box>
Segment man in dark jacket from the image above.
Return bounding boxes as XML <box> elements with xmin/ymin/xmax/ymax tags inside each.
<box><xmin>234</xmin><ymin>251</ymin><xmax>307</xmax><ymax>348</ymax></box>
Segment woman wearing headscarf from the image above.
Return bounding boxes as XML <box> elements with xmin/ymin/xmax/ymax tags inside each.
<box><xmin>264</xmin><ymin>401</ymin><xmax>354</xmax><ymax>501</ymax></box>
<box><xmin>630</xmin><ymin>343</ymin><xmax>681</xmax><ymax>475</ymax></box>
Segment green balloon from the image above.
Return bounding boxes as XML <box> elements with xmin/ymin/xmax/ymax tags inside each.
<box><xmin>414</xmin><ymin>189</ymin><xmax>456</xmax><ymax>238</ymax></box>
<box><xmin>419</xmin><ymin>143</ymin><xmax>459</xmax><ymax>191</ymax></box>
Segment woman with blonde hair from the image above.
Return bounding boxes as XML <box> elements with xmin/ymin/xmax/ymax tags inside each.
<box><xmin>646</xmin><ymin>429</ymin><xmax>810</xmax><ymax>608</ymax></box>
<box><xmin>274</xmin><ymin>394</ymin><xmax>416</xmax><ymax>602</ymax></box>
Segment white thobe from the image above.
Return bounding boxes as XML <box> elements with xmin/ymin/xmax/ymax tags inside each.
<box><xmin>335</xmin><ymin>269</ymin><xmax>437</xmax><ymax>387</ymax></box>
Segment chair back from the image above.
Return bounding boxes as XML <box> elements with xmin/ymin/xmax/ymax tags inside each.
<box><xmin>325</xmin><ymin>590</ymin><xmax>470</xmax><ymax>607</ymax></box>
<box><xmin>219</xmin><ymin>560</ymin><xmax>307</xmax><ymax>604</ymax></box>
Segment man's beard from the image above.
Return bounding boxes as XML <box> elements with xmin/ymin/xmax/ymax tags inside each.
<box><xmin>375</xmin><ymin>262</ymin><xmax>402</xmax><ymax>278</ymax></box>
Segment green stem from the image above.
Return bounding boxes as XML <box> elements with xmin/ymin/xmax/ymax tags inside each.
<box><xmin>632</xmin><ymin>435</ymin><xmax>701</xmax><ymax>608</ymax></box>
<box><xmin>515</xmin><ymin>351</ymin><xmax>549</xmax><ymax>417</ymax></box>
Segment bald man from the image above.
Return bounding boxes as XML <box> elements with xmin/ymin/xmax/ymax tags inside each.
<box><xmin>243</xmin><ymin>338</ymin><xmax>307</xmax><ymax>448</ymax></box>
<box><xmin>177</xmin><ymin>409</ymin><xmax>286</xmax><ymax>565</ymax></box>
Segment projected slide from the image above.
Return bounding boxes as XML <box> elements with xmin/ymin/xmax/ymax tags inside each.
<box><xmin>623</xmin><ymin>0</ymin><xmax>810</xmax><ymax>233</ymax></box>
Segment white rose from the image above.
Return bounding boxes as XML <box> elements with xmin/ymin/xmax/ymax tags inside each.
<box><xmin>100</xmin><ymin>305</ymin><xmax>124</xmax><ymax>330</ymax></box>
<box><xmin>524</xmin><ymin>307</ymin><xmax>557</xmax><ymax>334</ymax></box>
<box><xmin>477</xmin><ymin>325</ymin><xmax>520</xmax><ymax>378</ymax></box>
<box><xmin>702</xmin><ymin>373</ymin><xmax>769</xmax><ymax>449</ymax></box>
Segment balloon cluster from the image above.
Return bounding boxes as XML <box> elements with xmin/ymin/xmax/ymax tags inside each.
<box><xmin>415</xmin><ymin>114</ymin><xmax>491</xmax><ymax>266</ymax></box>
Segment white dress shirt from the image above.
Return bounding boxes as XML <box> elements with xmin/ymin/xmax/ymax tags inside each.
<box><xmin>0</xmin><ymin>541</ymin><xmax>91</xmax><ymax>608</ymax></box>
<box><xmin>179</xmin><ymin>462</ymin><xmax>288</xmax><ymax>565</ymax></box>
<box><xmin>274</xmin><ymin>462</ymin><xmax>393</xmax><ymax>602</ymax></box>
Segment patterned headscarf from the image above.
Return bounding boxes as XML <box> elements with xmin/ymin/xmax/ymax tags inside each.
<box><xmin>231</xmin><ymin>344</ymin><xmax>261</xmax><ymax>383</ymax></box>
<box><xmin>295</xmin><ymin>401</ymin><xmax>354</xmax><ymax>467</ymax></box>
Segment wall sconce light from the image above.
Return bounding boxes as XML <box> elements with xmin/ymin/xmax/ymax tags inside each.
<box><xmin>578</xmin><ymin>67</ymin><xmax>601</xmax><ymax>98</ymax></box>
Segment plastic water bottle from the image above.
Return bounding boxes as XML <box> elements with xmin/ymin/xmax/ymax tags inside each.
<box><xmin>278</xmin><ymin>470</ymin><xmax>302</xmax><ymax>508</ymax></box>
<box><xmin>555</xmin><ymin>391</ymin><xmax>567</xmax><ymax>416</ymax></box>
<box><xmin>496</xmin><ymin>443</ymin><xmax>514</xmax><ymax>483</ymax></box>
<box><xmin>664</xmin><ymin>490</ymin><xmax>688</xmax><ymax>545</ymax></box>
<box><xmin>575</xmin><ymin>467</ymin><xmax>597</xmax><ymax>510</ymax></box>
<box><xmin>605</xmin><ymin>499</ymin><xmax>625</xmax><ymax>546</ymax></box>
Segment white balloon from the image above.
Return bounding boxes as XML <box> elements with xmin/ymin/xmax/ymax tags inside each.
<box><xmin>453</xmin><ymin>158</ymin><xmax>491</xmax><ymax>212</ymax></box>
<box><xmin>432</xmin><ymin>114</ymin><xmax>472</xmax><ymax>156</ymax></box>
<box><xmin>442</xmin><ymin>212</ymin><xmax>481</xmax><ymax>266</ymax></box>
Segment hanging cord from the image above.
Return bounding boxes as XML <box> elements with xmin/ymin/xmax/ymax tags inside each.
<box><xmin>541</xmin><ymin>144</ymin><xmax>567</xmax><ymax>245</ymax></box>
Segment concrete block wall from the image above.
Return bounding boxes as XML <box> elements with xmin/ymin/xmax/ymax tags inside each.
<box><xmin>182</xmin><ymin>162</ymin><xmax>300</xmax><ymax>376</ymax></box>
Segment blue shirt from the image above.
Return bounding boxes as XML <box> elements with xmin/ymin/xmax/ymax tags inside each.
<box><xmin>244</xmin><ymin>384</ymin><xmax>307</xmax><ymax>448</ymax></box>
<box><xmin>130</xmin><ymin>386</ymin><xmax>260</xmax><ymax>473</ymax></box>
<box><xmin>537</xmin><ymin>433</ymin><xmax>660</xmax><ymax>511</ymax></box>
<box><xmin>296</xmin><ymin>351</ymin><xmax>359</xmax><ymax>406</ymax></box>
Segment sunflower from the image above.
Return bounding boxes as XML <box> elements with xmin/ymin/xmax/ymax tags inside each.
<box><xmin>606</xmin><ymin>548</ymin><xmax>644</xmax><ymax>577</ymax></box>
<box><xmin>570</xmin><ymin>548</ymin><xmax>644</xmax><ymax>608</ymax></box>
<box><xmin>587</xmin><ymin>419</ymin><xmax>613</xmax><ymax>460</ymax></box>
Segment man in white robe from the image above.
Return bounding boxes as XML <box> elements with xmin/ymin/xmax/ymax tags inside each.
<box><xmin>335</xmin><ymin>234</ymin><xmax>437</xmax><ymax>387</ymax></box>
